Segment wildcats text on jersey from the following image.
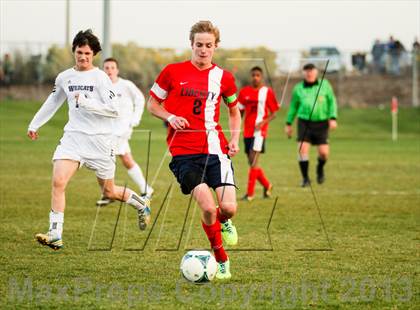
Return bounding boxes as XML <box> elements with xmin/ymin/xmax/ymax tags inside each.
<box><xmin>68</xmin><ymin>85</ymin><xmax>94</xmax><ymax>92</ymax></box>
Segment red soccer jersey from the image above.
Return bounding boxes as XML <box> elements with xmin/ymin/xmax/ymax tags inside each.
<box><xmin>150</xmin><ymin>61</ymin><xmax>238</xmax><ymax>156</ymax></box>
<box><xmin>238</xmin><ymin>86</ymin><xmax>279</xmax><ymax>138</ymax></box>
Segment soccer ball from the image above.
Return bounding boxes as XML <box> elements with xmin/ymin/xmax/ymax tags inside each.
<box><xmin>180</xmin><ymin>250</ymin><xmax>217</xmax><ymax>283</ymax></box>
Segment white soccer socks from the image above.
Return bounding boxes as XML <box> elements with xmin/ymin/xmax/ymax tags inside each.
<box><xmin>126</xmin><ymin>191</ymin><xmax>148</xmax><ymax>210</ymax></box>
<box><xmin>49</xmin><ymin>209</ymin><xmax>64</xmax><ymax>239</ymax></box>
<box><xmin>127</xmin><ymin>164</ymin><xmax>153</xmax><ymax>195</ymax></box>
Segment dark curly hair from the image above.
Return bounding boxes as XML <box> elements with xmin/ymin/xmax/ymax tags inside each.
<box><xmin>72</xmin><ymin>29</ymin><xmax>102</xmax><ymax>55</ymax></box>
<box><xmin>251</xmin><ymin>66</ymin><xmax>263</xmax><ymax>74</ymax></box>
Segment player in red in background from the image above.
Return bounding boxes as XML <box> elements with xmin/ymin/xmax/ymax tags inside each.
<box><xmin>147</xmin><ymin>21</ymin><xmax>241</xmax><ymax>280</ymax></box>
<box><xmin>238</xmin><ymin>66</ymin><xmax>280</xmax><ymax>201</ymax></box>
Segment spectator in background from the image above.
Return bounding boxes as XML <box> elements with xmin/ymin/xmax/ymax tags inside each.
<box><xmin>388</xmin><ymin>36</ymin><xmax>405</xmax><ymax>75</ymax></box>
<box><xmin>2</xmin><ymin>54</ymin><xmax>13</xmax><ymax>87</ymax></box>
<box><xmin>0</xmin><ymin>60</ymin><xmax>4</xmax><ymax>85</ymax></box>
<box><xmin>413</xmin><ymin>37</ymin><xmax>420</xmax><ymax>69</ymax></box>
<box><xmin>371</xmin><ymin>39</ymin><xmax>385</xmax><ymax>73</ymax></box>
<box><xmin>413</xmin><ymin>37</ymin><xmax>420</xmax><ymax>51</ymax></box>
<box><xmin>351</xmin><ymin>52</ymin><xmax>366</xmax><ymax>72</ymax></box>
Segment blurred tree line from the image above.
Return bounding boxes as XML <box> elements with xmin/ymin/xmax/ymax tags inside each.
<box><xmin>3</xmin><ymin>42</ymin><xmax>277</xmax><ymax>90</ymax></box>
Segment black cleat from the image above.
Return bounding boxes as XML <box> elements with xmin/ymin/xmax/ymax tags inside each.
<box><xmin>301</xmin><ymin>178</ymin><xmax>311</xmax><ymax>188</ymax></box>
<box><xmin>263</xmin><ymin>184</ymin><xmax>273</xmax><ymax>198</ymax></box>
<box><xmin>317</xmin><ymin>174</ymin><xmax>325</xmax><ymax>184</ymax></box>
<box><xmin>241</xmin><ymin>194</ymin><xmax>254</xmax><ymax>202</ymax></box>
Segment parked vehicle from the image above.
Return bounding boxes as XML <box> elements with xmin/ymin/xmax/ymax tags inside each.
<box><xmin>307</xmin><ymin>46</ymin><xmax>343</xmax><ymax>73</ymax></box>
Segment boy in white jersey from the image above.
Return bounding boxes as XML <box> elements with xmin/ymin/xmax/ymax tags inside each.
<box><xmin>96</xmin><ymin>58</ymin><xmax>153</xmax><ymax>207</ymax></box>
<box><xmin>27</xmin><ymin>30</ymin><xmax>151</xmax><ymax>250</ymax></box>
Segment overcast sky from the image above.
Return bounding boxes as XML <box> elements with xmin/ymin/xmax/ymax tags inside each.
<box><xmin>1</xmin><ymin>0</ymin><xmax>419</xmax><ymax>52</ymax></box>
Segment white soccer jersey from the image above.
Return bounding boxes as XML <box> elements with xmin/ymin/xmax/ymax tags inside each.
<box><xmin>113</xmin><ymin>78</ymin><xmax>145</xmax><ymax>137</ymax></box>
<box><xmin>28</xmin><ymin>67</ymin><xmax>119</xmax><ymax>135</ymax></box>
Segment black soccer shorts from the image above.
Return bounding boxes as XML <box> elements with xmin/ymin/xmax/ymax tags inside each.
<box><xmin>297</xmin><ymin>118</ymin><xmax>329</xmax><ymax>145</ymax></box>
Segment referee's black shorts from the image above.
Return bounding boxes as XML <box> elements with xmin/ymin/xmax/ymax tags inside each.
<box><xmin>297</xmin><ymin>118</ymin><xmax>329</xmax><ymax>145</ymax></box>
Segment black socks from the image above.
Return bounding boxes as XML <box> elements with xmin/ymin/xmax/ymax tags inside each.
<box><xmin>317</xmin><ymin>157</ymin><xmax>327</xmax><ymax>177</ymax></box>
<box><xmin>299</xmin><ymin>160</ymin><xmax>309</xmax><ymax>180</ymax></box>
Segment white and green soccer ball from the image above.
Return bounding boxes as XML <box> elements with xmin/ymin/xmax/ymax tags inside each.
<box><xmin>180</xmin><ymin>250</ymin><xmax>217</xmax><ymax>283</ymax></box>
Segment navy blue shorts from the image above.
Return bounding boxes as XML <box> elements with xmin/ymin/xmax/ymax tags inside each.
<box><xmin>169</xmin><ymin>154</ymin><xmax>236</xmax><ymax>195</ymax></box>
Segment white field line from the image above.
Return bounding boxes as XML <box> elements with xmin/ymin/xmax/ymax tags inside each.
<box><xmin>274</xmin><ymin>187</ymin><xmax>420</xmax><ymax>196</ymax></box>
<box><xmin>8</xmin><ymin>173</ymin><xmax>419</xmax><ymax>196</ymax></box>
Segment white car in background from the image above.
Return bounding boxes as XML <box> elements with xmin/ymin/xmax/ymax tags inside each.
<box><xmin>307</xmin><ymin>46</ymin><xmax>343</xmax><ymax>73</ymax></box>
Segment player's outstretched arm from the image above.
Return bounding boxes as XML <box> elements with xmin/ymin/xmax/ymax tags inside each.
<box><xmin>147</xmin><ymin>96</ymin><xmax>189</xmax><ymax>130</ymax></box>
<box><xmin>285</xmin><ymin>86</ymin><xmax>300</xmax><ymax>138</ymax></box>
<box><xmin>256</xmin><ymin>110</ymin><xmax>277</xmax><ymax>131</ymax></box>
<box><xmin>286</xmin><ymin>87</ymin><xmax>300</xmax><ymax>125</ymax></box>
<box><xmin>76</xmin><ymin>93</ymin><xmax>119</xmax><ymax>118</ymax></box>
<box><xmin>326</xmin><ymin>81</ymin><xmax>338</xmax><ymax>130</ymax></box>
<box><xmin>129</xmin><ymin>82</ymin><xmax>145</xmax><ymax>127</ymax></box>
<box><xmin>27</xmin><ymin>80</ymin><xmax>66</xmax><ymax>140</ymax></box>
<box><xmin>227</xmin><ymin>105</ymin><xmax>241</xmax><ymax>157</ymax></box>
<box><xmin>75</xmin><ymin>76</ymin><xmax>119</xmax><ymax>118</ymax></box>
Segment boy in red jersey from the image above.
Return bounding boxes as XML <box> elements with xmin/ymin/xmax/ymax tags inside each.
<box><xmin>147</xmin><ymin>21</ymin><xmax>241</xmax><ymax>280</ymax></box>
<box><xmin>238</xmin><ymin>66</ymin><xmax>279</xmax><ymax>201</ymax></box>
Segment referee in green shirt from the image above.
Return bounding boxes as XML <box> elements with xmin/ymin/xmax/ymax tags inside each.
<box><xmin>285</xmin><ymin>63</ymin><xmax>338</xmax><ymax>187</ymax></box>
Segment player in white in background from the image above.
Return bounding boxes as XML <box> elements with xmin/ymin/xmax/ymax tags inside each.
<box><xmin>27</xmin><ymin>30</ymin><xmax>150</xmax><ymax>250</ymax></box>
<box><xmin>96</xmin><ymin>58</ymin><xmax>154</xmax><ymax>207</ymax></box>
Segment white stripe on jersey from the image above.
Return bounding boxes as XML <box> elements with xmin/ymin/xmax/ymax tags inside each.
<box><xmin>255</xmin><ymin>86</ymin><xmax>268</xmax><ymax>127</ymax></box>
<box><xmin>151</xmin><ymin>82</ymin><xmax>168</xmax><ymax>100</ymax></box>
<box><xmin>205</xmin><ymin>66</ymin><xmax>223</xmax><ymax>155</ymax></box>
<box><xmin>205</xmin><ymin>67</ymin><xmax>234</xmax><ymax>184</ymax></box>
<box><xmin>253</xmin><ymin>86</ymin><xmax>268</xmax><ymax>151</ymax></box>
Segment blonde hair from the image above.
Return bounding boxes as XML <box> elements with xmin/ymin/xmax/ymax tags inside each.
<box><xmin>189</xmin><ymin>21</ymin><xmax>220</xmax><ymax>44</ymax></box>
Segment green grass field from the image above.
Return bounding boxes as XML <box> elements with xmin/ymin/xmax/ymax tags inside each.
<box><xmin>0</xmin><ymin>100</ymin><xmax>419</xmax><ymax>309</ymax></box>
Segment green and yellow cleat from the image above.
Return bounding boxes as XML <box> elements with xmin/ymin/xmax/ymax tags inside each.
<box><xmin>216</xmin><ymin>259</ymin><xmax>231</xmax><ymax>280</ymax></box>
<box><xmin>221</xmin><ymin>219</ymin><xmax>238</xmax><ymax>246</ymax></box>
<box><xmin>35</xmin><ymin>232</ymin><xmax>63</xmax><ymax>250</ymax></box>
